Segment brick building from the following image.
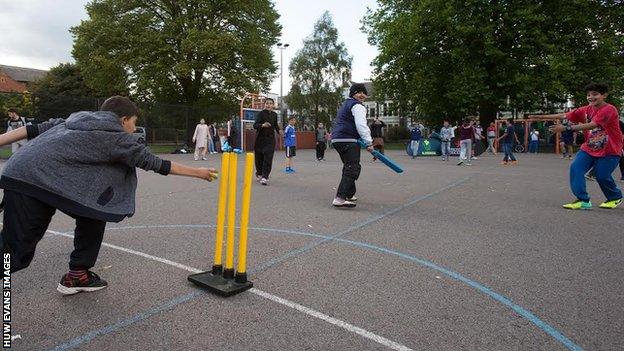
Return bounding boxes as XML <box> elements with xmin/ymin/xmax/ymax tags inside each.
<box><xmin>0</xmin><ymin>64</ymin><xmax>47</xmax><ymax>93</ymax></box>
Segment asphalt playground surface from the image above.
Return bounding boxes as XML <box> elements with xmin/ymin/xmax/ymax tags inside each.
<box><xmin>4</xmin><ymin>147</ymin><xmax>624</xmax><ymax>351</ymax></box>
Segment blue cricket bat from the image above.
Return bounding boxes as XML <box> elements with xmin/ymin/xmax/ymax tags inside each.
<box><xmin>357</xmin><ymin>139</ymin><xmax>404</xmax><ymax>173</ymax></box>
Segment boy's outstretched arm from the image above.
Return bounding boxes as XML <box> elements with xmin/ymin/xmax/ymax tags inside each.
<box><xmin>0</xmin><ymin>126</ymin><xmax>27</xmax><ymax>146</ymax></box>
<box><xmin>170</xmin><ymin>162</ymin><xmax>218</xmax><ymax>181</ymax></box>
<box><xmin>550</xmin><ymin>121</ymin><xmax>598</xmax><ymax>133</ymax></box>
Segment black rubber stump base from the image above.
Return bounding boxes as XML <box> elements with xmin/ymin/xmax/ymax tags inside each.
<box><xmin>188</xmin><ymin>272</ymin><xmax>253</xmax><ymax>297</ymax></box>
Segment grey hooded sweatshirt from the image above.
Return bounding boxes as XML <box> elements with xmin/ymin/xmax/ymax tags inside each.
<box><xmin>0</xmin><ymin>111</ymin><xmax>171</xmax><ymax>222</ymax></box>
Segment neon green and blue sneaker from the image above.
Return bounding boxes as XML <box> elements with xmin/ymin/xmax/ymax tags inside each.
<box><xmin>599</xmin><ymin>199</ymin><xmax>622</xmax><ymax>209</ymax></box>
<box><xmin>562</xmin><ymin>200</ymin><xmax>592</xmax><ymax>210</ymax></box>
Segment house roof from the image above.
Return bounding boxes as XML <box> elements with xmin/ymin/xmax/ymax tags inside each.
<box><xmin>0</xmin><ymin>64</ymin><xmax>47</xmax><ymax>83</ymax></box>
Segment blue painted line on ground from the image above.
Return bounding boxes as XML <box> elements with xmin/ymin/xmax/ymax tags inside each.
<box><xmin>250</xmin><ymin>175</ymin><xmax>473</xmax><ymax>273</ymax></box>
<box><xmin>48</xmin><ymin>291</ymin><xmax>203</xmax><ymax>351</ymax></box>
<box><xmin>47</xmin><ymin>174</ymin><xmax>583</xmax><ymax>351</ymax></box>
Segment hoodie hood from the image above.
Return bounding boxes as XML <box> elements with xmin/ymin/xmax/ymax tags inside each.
<box><xmin>65</xmin><ymin>111</ymin><xmax>125</xmax><ymax>133</ymax></box>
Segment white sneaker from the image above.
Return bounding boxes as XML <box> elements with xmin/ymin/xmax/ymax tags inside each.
<box><xmin>260</xmin><ymin>178</ymin><xmax>268</xmax><ymax>186</ymax></box>
<box><xmin>347</xmin><ymin>196</ymin><xmax>357</xmax><ymax>202</ymax></box>
<box><xmin>202</xmin><ymin>157</ymin><xmax>207</xmax><ymax>160</ymax></box>
<box><xmin>332</xmin><ymin>197</ymin><xmax>356</xmax><ymax>208</ymax></box>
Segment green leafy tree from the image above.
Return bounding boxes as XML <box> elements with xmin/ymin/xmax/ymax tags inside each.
<box><xmin>30</xmin><ymin>63</ymin><xmax>107</xmax><ymax>119</ymax></box>
<box><xmin>71</xmin><ymin>0</ymin><xmax>281</xmax><ymax>112</ymax></box>
<box><xmin>287</xmin><ymin>11</ymin><xmax>352</xmax><ymax>127</ymax></box>
<box><xmin>364</xmin><ymin>1</ymin><xmax>624</xmax><ymax>126</ymax></box>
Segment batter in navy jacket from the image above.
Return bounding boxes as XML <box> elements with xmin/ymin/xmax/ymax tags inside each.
<box><xmin>330</xmin><ymin>84</ymin><xmax>373</xmax><ymax>208</ymax></box>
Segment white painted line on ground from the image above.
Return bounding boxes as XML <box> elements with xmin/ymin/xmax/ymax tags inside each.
<box><xmin>47</xmin><ymin>230</ymin><xmax>413</xmax><ymax>351</ymax></box>
<box><xmin>250</xmin><ymin>288</ymin><xmax>412</xmax><ymax>351</ymax></box>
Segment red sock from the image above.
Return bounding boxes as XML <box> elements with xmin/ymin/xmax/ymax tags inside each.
<box><xmin>68</xmin><ymin>269</ymin><xmax>87</xmax><ymax>279</ymax></box>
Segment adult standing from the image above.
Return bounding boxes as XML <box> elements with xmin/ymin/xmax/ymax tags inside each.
<box><xmin>253</xmin><ymin>98</ymin><xmax>281</xmax><ymax>185</ymax></box>
<box><xmin>330</xmin><ymin>83</ymin><xmax>373</xmax><ymax>208</ymax></box>
<box><xmin>6</xmin><ymin>109</ymin><xmax>29</xmax><ymax>153</ymax></box>
<box><xmin>315</xmin><ymin>122</ymin><xmax>328</xmax><ymax>161</ymax></box>
<box><xmin>369</xmin><ymin>117</ymin><xmax>386</xmax><ymax>162</ymax></box>
<box><xmin>192</xmin><ymin>119</ymin><xmax>209</xmax><ymax>161</ymax></box>
<box><xmin>226</xmin><ymin>117</ymin><xmax>238</xmax><ymax>149</ymax></box>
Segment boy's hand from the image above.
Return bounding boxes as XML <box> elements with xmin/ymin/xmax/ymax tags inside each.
<box><xmin>262</xmin><ymin>122</ymin><xmax>271</xmax><ymax>128</ymax></box>
<box><xmin>198</xmin><ymin>168</ymin><xmax>218</xmax><ymax>181</ymax></box>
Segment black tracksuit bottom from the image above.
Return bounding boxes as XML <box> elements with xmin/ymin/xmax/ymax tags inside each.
<box><xmin>1</xmin><ymin>190</ymin><xmax>106</xmax><ymax>273</ymax></box>
<box><xmin>333</xmin><ymin>142</ymin><xmax>361</xmax><ymax>199</ymax></box>
<box><xmin>254</xmin><ymin>138</ymin><xmax>276</xmax><ymax>179</ymax></box>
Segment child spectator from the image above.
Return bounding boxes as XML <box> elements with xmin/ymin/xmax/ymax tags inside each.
<box><xmin>497</xmin><ymin>119</ymin><xmax>520</xmax><ymax>165</ymax></box>
<box><xmin>439</xmin><ymin>120</ymin><xmax>453</xmax><ymax>161</ymax></box>
<box><xmin>409</xmin><ymin>123</ymin><xmax>423</xmax><ymax>159</ymax></box>
<box><xmin>486</xmin><ymin>121</ymin><xmax>497</xmax><ymax>154</ymax></box>
<box><xmin>457</xmin><ymin>118</ymin><xmax>474</xmax><ymax>166</ymax></box>
<box><xmin>284</xmin><ymin>117</ymin><xmax>297</xmax><ymax>173</ymax></box>
<box><xmin>315</xmin><ymin>122</ymin><xmax>327</xmax><ymax>161</ymax></box>
<box><xmin>529</xmin><ymin>128</ymin><xmax>540</xmax><ymax>153</ymax></box>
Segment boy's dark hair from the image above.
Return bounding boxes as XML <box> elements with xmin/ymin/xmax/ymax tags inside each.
<box><xmin>100</xmin><ymin>96</ymin><xmax>139</xmax><ymax>118</ymax></box>
<box><xmin>584</xmin><ymin>82</ymin><xmax>609</xmax><ymax>94</ymax></box>
<box><xmin>288</xmin><ymin>116</ymin><xmax>296</xmax><ymax>120</ymax></box>
<box><xmin>7</xmin><ymin>108</ymin><xmax>18</xmax><ymax>114</ymax></box>
<box><xmin>265</xmin><ymin>98</ymin><xmax>275</xmax><ymax>103</ymax></box>
<box><xmin>462</xmin><ymin>117</ymin><xmax>471</xmax><ymax>124</ymax></box>
<box><xmin>349</xmin><ymin>83</ymin><xmax>368</xmax><ymax>97</ymax></box>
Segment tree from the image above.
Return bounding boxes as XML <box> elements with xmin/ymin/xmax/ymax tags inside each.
<box><xmin>287</xmin><ymin>11</ymin><xmax>352</xmax><ymax>127</ymax></box>
<box><xmin>30</xmin><ymin>63</ymin><xmax>106</xmax><ymax>119</ymax></box>
<box><xmin>71</xmin><ymin>0</ymin><xmax>281</xmax><ymax>112</ymax></box>
<box><xmin>364</xmin><ymin>1</ymin><xmax>624</xmax><ymax>126</ymax></box>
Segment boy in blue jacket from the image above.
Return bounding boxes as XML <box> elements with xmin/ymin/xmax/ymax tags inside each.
<box><xmin>284</xmin><ymin>117</ymin><xmax>297</xmax><ymax>173</ymax></box>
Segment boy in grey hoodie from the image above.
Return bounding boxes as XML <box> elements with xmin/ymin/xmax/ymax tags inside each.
<box><xmin>0</xmin><ymin>96</ymin><xmax>218</xmax><ymax>295</ymax></box>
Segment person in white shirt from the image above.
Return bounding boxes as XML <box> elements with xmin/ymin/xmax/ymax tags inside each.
<box><xmin>529</xmin><ymin>128</ymin><xmax>540</xmax><ymax>154</ymax></box>
<box><xmin>6</xmin><ymin>109</ymin><xmax>29</xmax><ymax>153</ymax></box>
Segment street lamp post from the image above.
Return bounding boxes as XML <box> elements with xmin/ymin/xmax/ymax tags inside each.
<box><xmin>277</xmin><ymin>42</ymin><xmax>289</xmax><ymax>126</ymax></box>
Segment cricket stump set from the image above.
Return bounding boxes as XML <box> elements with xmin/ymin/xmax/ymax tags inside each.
<box><xmin>188</xmin><ymin>151</ymin><xmax>255</xmax><ymax>296</ymax></box>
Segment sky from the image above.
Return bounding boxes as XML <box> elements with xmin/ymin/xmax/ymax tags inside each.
<box><xmin>0</xmin><ymin>0</ymin><xmax>379</xmax><ymax>96</ymax></box>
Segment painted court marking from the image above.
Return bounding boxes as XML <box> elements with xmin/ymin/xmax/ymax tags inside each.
<box><xmin>47</xmin><ymin>230</ymin><xmax>413</xmax><ymax>351</ymax></box>
<box><xmin>48</xmin><ymin>225</ymin><xmax>583</xmax><ymax>351</ymax></box>
<box><xmin>43</xmin><ymin>171</ymin><xmax>583</xmax><ymax>351</ymax></box>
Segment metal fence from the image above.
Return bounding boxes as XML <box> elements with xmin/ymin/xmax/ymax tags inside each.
<box><xmin>0</xmin><ymin>92</ymin><xmax>237</xmax><ymax>144</ymax></box>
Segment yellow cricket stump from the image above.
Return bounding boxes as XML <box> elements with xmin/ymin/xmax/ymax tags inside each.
<box><xmin>235</xmin><ymin>153</ymin><xmax>254</xmax><ymax>283</ymax></box>
<box><xmin>211</xmin><ymin>152</ymin><xmax>230</xmax><ymax>275</ymax></box>
<box><xmin>223</xmin><ymin>153</ymin><xmax>238</xmax><ymax>279</ymax></box>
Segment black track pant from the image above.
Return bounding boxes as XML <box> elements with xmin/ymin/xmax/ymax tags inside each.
<box><xmin>255</xmin><ymin>140</ymin><xmax>276</xmax><ymax>179</ymax></box>
<box><xmin>333</xmin><ymin>142</ymin><xmax>361</xmax><ymax>199</ymax></box>
<box><xmin>316</xmin><ymin>142</ymin><xmax>327</xmax><ymax>160</ymax></box>
<box><xmin>0</xmin><ymin>190</ymin><xmax>106</xmax><ymax>273</ymax></box>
